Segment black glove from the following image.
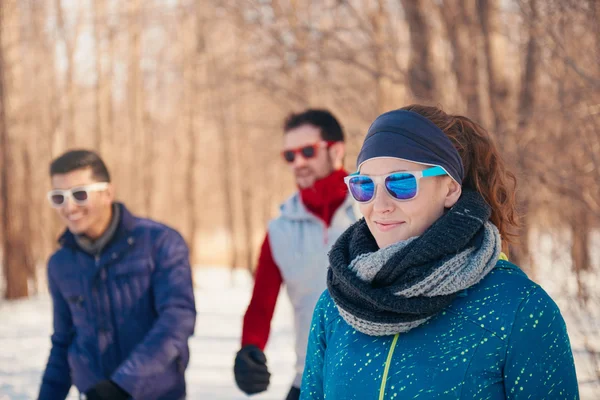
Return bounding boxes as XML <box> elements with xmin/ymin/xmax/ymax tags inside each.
<box><xmin>84</xmin><ymin>380</ymin><xmax>129</xmax><ymax>400</ymax></box>
<box><xmin>286</xmin><ymin>386</ymin><xmax>301</xmax><ymax>400</ymax></box>
<box><xmin>234</xmin><ymin>345</ymin><xmax>271</xmax><ymax>395</ymax></box>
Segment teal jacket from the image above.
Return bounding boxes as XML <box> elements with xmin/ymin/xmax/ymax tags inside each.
<box><xmin>300</xmin><ymin>261</ymin><xmax>579</xmax><ymax>399</ymax></box>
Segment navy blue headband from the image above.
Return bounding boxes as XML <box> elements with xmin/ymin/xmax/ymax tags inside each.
<box><xmin>357</xmin><ymin>109</ymin><xmax>464</xmax><ymax>184</ymax></box>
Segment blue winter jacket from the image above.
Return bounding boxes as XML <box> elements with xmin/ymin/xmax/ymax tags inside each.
<box><xmin>301</xmin><ymin>261</ymin><xmax>579</xmax><ymax>399</ymax></box>
<box><xmin>38</xmin><ymin>204</ymin><xmax>196</xmax><ymax>400</ymax></box>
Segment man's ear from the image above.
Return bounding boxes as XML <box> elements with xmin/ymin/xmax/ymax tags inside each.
<box><xmin>106</xmin><ymin>183</ymin><xmax>116</xmax><ymax>204</ymax></box>
<box><xmin>444</xmin><ymin>178</ymin><xmax>462</xmax><ymax>208</ymax></box>
<box><xmin>329</xmin><ymin>142</ymin><xmax>346</xmax><ymax>170</ymax></box>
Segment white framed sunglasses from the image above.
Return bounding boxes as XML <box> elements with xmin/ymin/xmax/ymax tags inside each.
<box><xmin>47</xmin><ymin>182</ymin><xmax>110</xmax><ymax>208</ymax></box>
<box><xmin>344</xmin><ymin>166</ymin><xmax>447</xmax><ymax>203</ymax></box>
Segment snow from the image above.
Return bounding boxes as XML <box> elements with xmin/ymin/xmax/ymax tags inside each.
<box><xmin>0</xmin><ymin>253</ymin><xmax>599</xmax><ymax>399</ymax></box>
<box><xmin>0</xmin><ymin>268</ymin><xmax>295</xmax><ymax>400</ymax></box>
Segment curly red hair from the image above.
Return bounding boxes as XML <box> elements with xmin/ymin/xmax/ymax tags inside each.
<box><xmin>401</xmin><ymin>104</ymin><xmax>519</xmax><ymax>245</ymax></box>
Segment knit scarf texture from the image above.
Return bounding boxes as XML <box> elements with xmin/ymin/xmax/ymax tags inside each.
<box><xmin>327</xmin><ymin>190</ymin><xmax>501</xmax><ymax>336</ymax></box>
<box><xmin>75</xmin><ymin>203</ymin><xmax>121</xmax><ymax>255</ymax></box>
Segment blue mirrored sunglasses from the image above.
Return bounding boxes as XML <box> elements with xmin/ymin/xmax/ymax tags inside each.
<box><xmin>344</xmin><ymin>166</ymin><xmax>447</xmax><ymax>203</ymax></box>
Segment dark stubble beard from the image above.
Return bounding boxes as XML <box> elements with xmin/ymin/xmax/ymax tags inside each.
<box><xmin>295</xmin><ymin>153</ymin><xmax>335</xmax><ymax>187</ymax></box>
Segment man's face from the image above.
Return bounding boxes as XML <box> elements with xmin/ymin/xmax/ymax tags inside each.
<box><xmin>50</xmin><ymin>167</ymin><xmax>114</xmax><ymax>239</ymax></box>
<box><xmin>283</xmin><ymin>124</ymin><xmax>337</xmax><ymax>189</ymax></box>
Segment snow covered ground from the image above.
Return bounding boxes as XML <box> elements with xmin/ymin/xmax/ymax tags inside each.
<box><xmin>0</xmin><ymin>268</ymin><xmax>295</xmax><ymax>400</ymax></box>
<box><xmin>0</xmin><ymin>262</ymin><xmax>598</xmax><ymax>399</ymax></box>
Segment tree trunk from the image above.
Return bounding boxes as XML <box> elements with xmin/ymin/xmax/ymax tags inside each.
<box><xmin>29</xmin><ymin>0</ymin><xmax>61</xmax><ymax>258</ymax></box>
<box><xmin>21</xmin><ymin>148</ymin><xmax>36</xmax><ymax>292</ymax></box>
<box><xmin>509</xmin><ymin>0</ymin><xmax>540</xmax><ymax>275</ymax></box>
<box><xmin>290</xmin><ymin>0</ymin><xmax>309</xmax><ymax>104</ymax></box>
<box><xmin>229</xmin><ymin>3</ymin><xmax>255</xmax><ymax>274</ymax></box>
<box><xmin>370</xmin><ymin>0</ymin><xmax>392</xmax><ymax>114</ymax></box>
<box><xmin>128</xmin><ymin>0</ymin><xmax>146</xmax><ymax>215</ymax></box>
<box><xmin>478</xmin><ymin>0</ymin><xmax>511</xmax><ymax>139</ymax></box>
<box><xmin>517</xmin><ymin>0</ymin><xmax>539</xmax><ymax>132</ymax></box>
<box><xmin>106</xmin><ymin>21</ymin><xmax>116</xmax><ymax>156</ymax></box>
<box><xmin>207</xmin><ymin>31</ymin><xmax>238</xmax><ymax>269</ymax></box>
<box><xmin>571</xmin><ymin>210</ymin><xmax>590</xmax><ymax>304</ymax></box>
<box><xmin>93</xmin><ymin>0</ymin><xmax>107</xmax><ymax>152</ymax></box>
<box><xmin>53</xmin><ymin>0</ymin><xmax>78</xmax><ymax>146</ymax></box>
<box><xmin>182</xmin><ymin>0</ymin><xmax>204</xmax><ymax>266</ymax></box>
<box><xmin>400</xmin><ymin>0</ymin><xmax>439</xmax><ymax>103</ymax></box>
<box><xmin>0</xmin><ymin>0</ymin><xmax>32</xmax><ymax>299</ymax></box>
<box><xmin>592</xmin><ymin>0</ymin><xmax>600</xmax><ymax>72</ymax></box>
<box><xmin>442</xmin><ymin>0</ymin><xmax>481</xmax><ymax>121</ymax></box>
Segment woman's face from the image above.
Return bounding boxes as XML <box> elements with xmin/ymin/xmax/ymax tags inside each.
<box><xmin>358</xmin><ymin>158</ymin><xmax>461</xmax><ymax>248</ymax></box>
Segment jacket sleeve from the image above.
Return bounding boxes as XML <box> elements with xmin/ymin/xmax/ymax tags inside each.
<box><xmin>299</xmin><ymin>291</ymin><xmax>330</xmax><ymax>400</ymax></box>
<box><xmin>241</xmin><ymin>234</ymin><xmax>283</xmax><ymax>350</ymax></box>
<box><xmin>111</xmin><ymin>229</ymin><xmax>197</xmax><ymax>398</ymax></box>
<box><xmin>504</xmin><ymin>286</ymin><xmax>579</xmax><ymax>399</ymax></box>
<box><xmin>38</xmin><ymin>263</ymin><xmax>73</xmax><ymax>400</ymax></box>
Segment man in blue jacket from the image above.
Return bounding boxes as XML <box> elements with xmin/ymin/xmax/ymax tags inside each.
<box><xmin>38</xmin><ymin>150</ymin><xmax>196</xmax><ymax>400</ymax></box>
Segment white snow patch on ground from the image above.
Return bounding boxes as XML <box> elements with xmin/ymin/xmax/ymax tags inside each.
<box><xmin>1</xmin><ymin>232</ymin><xmax>599</xmax><ymax>399</ymax></box>
<box><xmin>0</xmin><ymin>268</ymin><xmax>295</xmax><ymax>400</ymax></box>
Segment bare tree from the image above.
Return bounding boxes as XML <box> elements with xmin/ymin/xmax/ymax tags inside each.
<box><xmin>400</xmin><ymin>0</ymin><xmax>439</xmax><ymax>103</ymax></box>
<box><xmin>508</xmin><ymin>0</ymin><xmax>541</xmax><ymax>272</ymax></box>
<box><xmin>53</xmin><ymin>0</ymin><xmax>83</xmax><ymax>146</ymax></box>
<box><xmin>0</xmin><ymin>0</ymin><xmax>33</xmax><ymax>299</ymax></box>
<box><xmin>478</xmin><ymin>0</ymin><xmax>512</xmax><ymax>139</ymax></box>
<box><xmin>93</xmin><ymin>0</ymin><xmax>108</xmax><ymax>152</ymax></box>
<box><xmin>370</xmin><ymin>0</ymin><xmax>393</xmax><ymax>114</ymax></box>
<box><xmin>441</xmin><ymin>0</ymin><xmax>482</xmax><ymax>121</ymax></box>
<box><xmin>231</xmin><ymin>6</ymin><xmax>256</xmax><ymax>274</ymax></box>
<box><xmin>181</xmin><ymin>0</ymin><xmax>204</xmax><ymax>264</ymax></box>
<box><xmin>207</xmin><ymin>25</ymin><xmax>238</xmax><ymax>269</ymax></box>
<box><xmin>128</xmin><ymin>0</ymin><xmax>147</xmax><ymax>215</ymax></box>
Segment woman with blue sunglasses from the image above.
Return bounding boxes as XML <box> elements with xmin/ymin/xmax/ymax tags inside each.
<box><xmin>300</xmin><ymin>105</ymin><xmax>579</xmax><ymax>399</ymax></box>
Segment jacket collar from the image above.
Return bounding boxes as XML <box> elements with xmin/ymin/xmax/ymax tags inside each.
<box><xmin>58</xmin><ymin>202</ymin><xmax>136</xmax><ymax>251</ymax></box>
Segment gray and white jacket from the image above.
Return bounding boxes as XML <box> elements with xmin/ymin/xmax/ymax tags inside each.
<box><xmin>268</xmin><ymin>193</ymin><xmax>359</xmax><ymax>387</ymax></box>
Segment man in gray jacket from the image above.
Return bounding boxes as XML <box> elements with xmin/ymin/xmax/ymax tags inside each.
<box><xmin>233</xmin><ymin>110</ymin><xmax>359</xmax><ymax>400</ymax></box>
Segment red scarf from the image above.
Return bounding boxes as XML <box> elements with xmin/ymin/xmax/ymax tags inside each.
<box><xmin>300</xmin><ymin>169</ymin><xmax>349</xmax><ymax>227</ymax></box>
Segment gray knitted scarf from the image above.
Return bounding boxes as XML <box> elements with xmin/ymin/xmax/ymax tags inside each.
<box><xmin>75</xmin><ymin>203</ymin><xmax>120</xmax><ymax>255</ymax></box>
<box><xmin>327</xmin><ymin>190</ymin><xmax>502</xmax><ymax>336</ymax></box>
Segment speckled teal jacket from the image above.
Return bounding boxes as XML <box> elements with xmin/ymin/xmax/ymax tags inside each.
<box><xmin>300</xmin><ymin>261</ymin><xmax>579</xmax><ymax>399</ymax></box>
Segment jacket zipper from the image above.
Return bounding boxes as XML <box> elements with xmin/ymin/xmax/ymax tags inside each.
<box><xmin>96</xmin><ymin>252</ymin><xmax>123</xmax><ymax>370</ymax></box>
<box><xmin>379</xmin><ymin>333</ymin><xmax>399</xmax><ymax>400</ymax></box>
<box><xmin>375</xmin><ymin>255</ymin><xmax>507</xmax><ymax>398</ymax></box>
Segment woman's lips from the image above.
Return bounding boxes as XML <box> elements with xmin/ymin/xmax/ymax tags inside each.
<box><xmin>374</xmin><ymin>220</ymin><xmax>405</xmax><ymax>232</ymax></box>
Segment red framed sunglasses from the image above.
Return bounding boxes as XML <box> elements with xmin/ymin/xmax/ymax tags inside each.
<box><xmin>282</xmin><ymin>141</ymin><xmax>337</xmax><ymax>163</ymax></box>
